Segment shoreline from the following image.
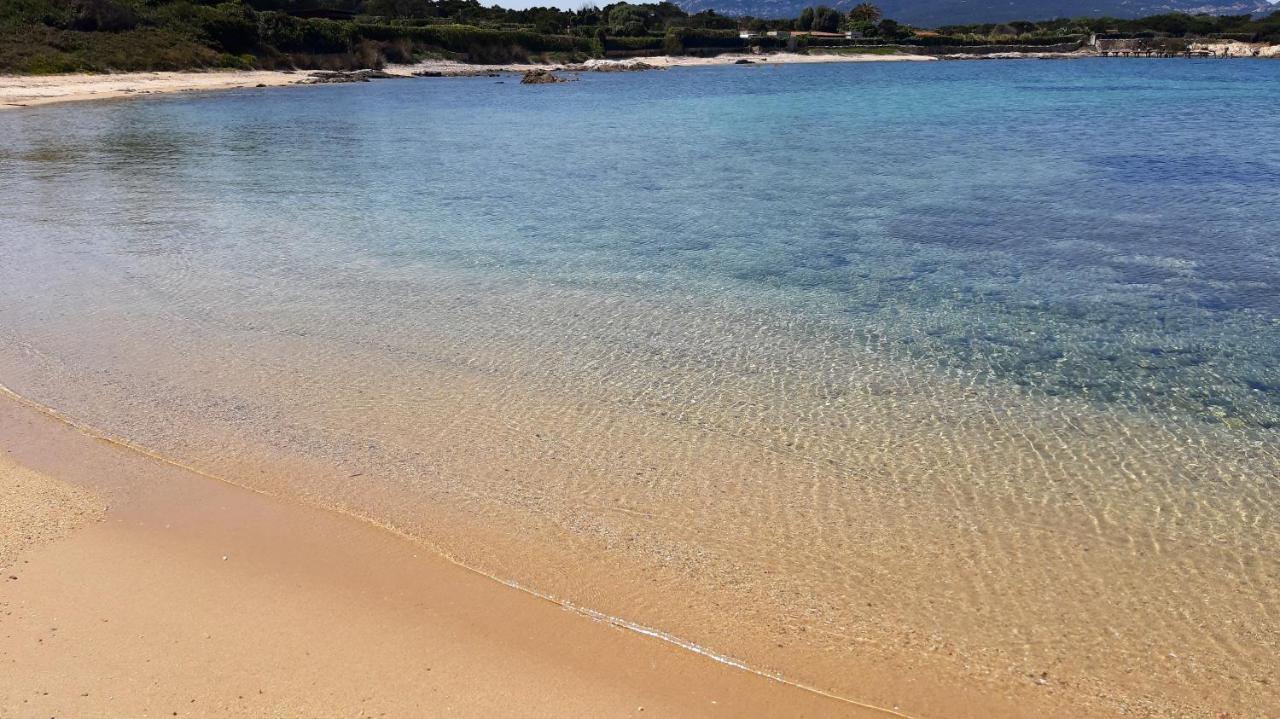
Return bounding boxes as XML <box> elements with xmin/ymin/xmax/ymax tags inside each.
<box><xmin>0</xmin><ymin>53</ymin><xmax>935</xmax><ymax>110</ymax></box>
<box><xmin>391</xmin><ymin>51</ymin><xmax>937</xmax><ymax>77</ymax></box>
<box><xmin>3</xmin><ymin>46</ymin><xmax>1275</xmax><ymax>110</ymax></box>
<box><xmin>0</xmin><ymin>388</ymin><xmax>895</xmax><ymax>718</ymax></box>
<box><xmin>2</xmin><ymin>54</ymin><xmax>1275</xmax><ymax>719</ymax></box>
<box><xmin>0</xmin><ymin>69</ymin><xmax>303</xmax><ymax>110</ymax></box>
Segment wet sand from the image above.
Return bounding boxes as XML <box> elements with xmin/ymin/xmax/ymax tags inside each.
<box><xmin>0</xmin><ymin>391</ymin><xmax>899</xmax><ymax>718</ymax></box>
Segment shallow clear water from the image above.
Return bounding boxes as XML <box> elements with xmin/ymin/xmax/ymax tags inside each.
<box><xmin>1</xmin><ymin>59</ymin><xmax>1278</xmax><ymax>717</ymax></box>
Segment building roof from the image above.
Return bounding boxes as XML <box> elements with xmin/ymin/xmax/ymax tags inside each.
<box><xmin>768</xmin><ymin>30</ymin><xmax>848</xmax><ymax>38</ymax></box>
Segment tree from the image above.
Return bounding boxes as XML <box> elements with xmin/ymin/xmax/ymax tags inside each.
<box><xmin>796</xmin><ymin>6</ymin><xmax>813</xmax><ymax>30</ymax></box>
<box><xmin>534</xmin><ymin>12</ymin><xmax>564</xmax><ymax>35</ymax></box>
<box><xmin>687</xmin><ymin>9</ymin><xmax>736</xmax><ymax>30</ymax></box>
<box><xmin>652</xmin><ymin>1</ymin><xmax>690</xmax><ymax>27</ymax></box>
<box><xmin>70</xmin><ymin>0</ymin><xmax>138</xmax><ymax>32</ymax></box>
<box><xmin>848</xmin><ymin>3</ymin><xmax>881</xmax><ymax>24</ymax></box>
<box><xmin>607</xmin><ymin>3</ymin><xmax>651</xmax><ymax>35</ymax></box>
<box><xmin>363</xmin><ymin>0</ymin><xmax>433</xmax><ymax>19</ymax></box>
<box><xmin>813</xmin><ymin>5</ymin><xmax>840</xmax><ymax>32</ymax></box>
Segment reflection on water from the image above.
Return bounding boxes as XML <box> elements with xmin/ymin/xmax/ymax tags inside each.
<box><xmin>1</xmin><ymin>59</ymin><xmax>1278</xmax><ymax>718</ymax></box>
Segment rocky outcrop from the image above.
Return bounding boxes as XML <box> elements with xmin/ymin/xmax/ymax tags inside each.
<box><xmin>562</xmin><ymin>61</ymin><xmax>662</xmax><ymax>73</ymax></box>
<box><xmin>520</xmin><ymin>68</ymin><xmax>566</xmax><ymax>84</ymax></box>
<box><xmin>1189</xmin><ymin>40</ymin><xmax>1280</xmax><ymax>58</ymax></box>
<box><xmin>599</xmin><ymin>61</ymin><xmax>661</xmax><ymax>71</ymax></box>
<box><xmin>412</xmin><ymin>69</ymin><xmax>501</xmax><ymax>77</ymax></box>
<box><xmin>303</xmin><ymin>70</ymin><xmax>400</xmax><ymax>84</ymax></box>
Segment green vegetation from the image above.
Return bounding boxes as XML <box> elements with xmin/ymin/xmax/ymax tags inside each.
<box><xmin>817</xmin><ymin>45</ymin><xmax>901</xmax><ymax>54</ymax></box>
<box><xmin>0</xmin><ymin>0</ymin><xmax>602</xmax><ymax>72</ymax></box>
<box><xmin>775</xmin><ymin>3</ymin><xmax>1280</xmax><ymax>47</ymax></box>
<box><xmin>796</xmin><ymin>6</ymin><xmax>840</xmax><ymax>32</ymax></box>
<box><xmin>2</xmin><ymin>0</ymin><xmax>1278</xmax><ymax>74</ymax></box>
<box><xmin>938</xmin><ymin>12</ymin><xmax>1280</xmax><ymax>42</ymax></box>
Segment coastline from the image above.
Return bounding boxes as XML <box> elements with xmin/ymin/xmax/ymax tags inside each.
<box><xmin>3</xmin><ymin>54</ymin><xmax>1275</xmax><ymax>719</ymax></box>
<box><xmin>6</xmin><ymin>44</ymin><xmax>1278</xmax><ymax>110</ymax></box>
<box><xmin>0</xmin><ymin>52</ymin><xmax>937</xmax><ymax>110</ymax></box>
<box><xmin>0</xmin><ymin>389</ymin><xmax>891</xmax><ymax>718</ymax></box>
<box><xmin>392</xmin><ymin>51</ymin><xmax>937</xmax><ymax>76</ymax></box>
<box><xmin>0</xmin><ymin>69</ymin><xmax>303</xmax><ymax>110</ymax></box>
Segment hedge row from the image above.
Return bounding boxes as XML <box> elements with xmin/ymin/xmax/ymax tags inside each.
<box><xmin>603</xmin><ymin>34</ymin><xmax>664</xmax><ymax>51</ymax></box>
<box><xmin>805</xmin><ymin>34</ymin><xmax>1083</xmax><ymax>47</ymax></box>
<box><xmin>355</xmin><ymin>22</ymin><xmax>592</xmax><ymax>54</ymax></box>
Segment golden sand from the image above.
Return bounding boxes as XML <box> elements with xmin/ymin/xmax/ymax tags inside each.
<box><xmin>0</xmin><ymin>70</ymin><xmax>302</xmax><ymax>110</ymax></box>
<box><xmin>0</xmin><ymin>392</ymin><xmax>897</xmax><ymax>718</ymax></box>
<box><xmin>0</xmin><ymin>453</ymin><xmax>102</xmax><ymax>570</ymax></box>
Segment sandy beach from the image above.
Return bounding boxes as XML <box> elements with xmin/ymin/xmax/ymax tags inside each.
<box><xmin>0</xmin><ymin>52</ymin><xmax>935</xmax><ymax>110</ymax></box>
<box><xmin>391</xmin><ymin>51</ymin><xmax>936</xmax><ymax>76</ymax></box>
<box><xmin>2</xmin><ymin>41</ymin><xmax>1275</xmax><ymax>111</ymax></box>
<box><xmin>3</xmin><ymin>51</ymin><xmax>1275</xmax><ymax>719</ymax></box>
<box><xmin>0</xmin><ymin>70</ymin><xmax>303</xmax><ymax>109</ymax></box>
<box><xmin>0</xmin><ymin>453</ymin><xmax>102</xmax><ymax>570</ymax></box>
<box><xmin>0</xmin><ymin>390</ymin><xmax>901</xmax><ymax>718</ymax></box>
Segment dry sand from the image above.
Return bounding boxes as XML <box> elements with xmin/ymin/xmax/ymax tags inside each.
<box><xmin>0</xmin><ymin>454</ymin><xmax>102</xmax><ymax>570</ymax></box>
<box><xmin>0</xmin><ymin>70</ymin><xmax>302</xmax><ymax>110</ymax></box>
<box><xmin>0</xmin><ymin>392</ymin><xmax>896</xmax><ymax>718</ymax></box>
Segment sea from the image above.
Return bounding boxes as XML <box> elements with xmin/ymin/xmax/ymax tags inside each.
<box><xmin>1</xmin><ymin>58</ymin><xmax>1276</xmax><ymax>717</ymax></box>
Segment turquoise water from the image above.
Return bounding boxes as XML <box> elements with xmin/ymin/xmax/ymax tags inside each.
<box><xmin>1</xmin><ymin>60</ymin><xmax>1278</xmax><ymax>717</ymax></box>
<box><xmin>6</xmin><ymin>61</ymin><xmax>1279</xmax><ymax>426</ymax></box>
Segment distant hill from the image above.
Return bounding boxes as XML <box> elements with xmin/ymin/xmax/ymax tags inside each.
<box><xmin>675</xmin><ymin>0</ymin><xmax>1279</xmax><ymax>27</ymax></box>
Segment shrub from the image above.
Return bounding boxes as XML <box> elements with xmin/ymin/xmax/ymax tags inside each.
<box><xmin>255</xmin><ymin>10</ymin><xmax>303</xmax><ymax>50</ymax></box>
<box><xmin>602</xmin><ymin>34</ymin><xmax>663</xmax><ymax>52</ymax></box>
<box><xmin>69</xmin><ymin>0</ymin><xmax>138</xmax><ymax>33</ymax></box>
<box><xmin>217</xmin><ymin>51</ymin><xmax>255</xmax><ymax>68</ymax></box>
<box><xmin>193</xmin><ymin>2</ymin><xmax>260</xmax><ymax>53</ymax></box>
<box><xmin>0</xmin><ymin>0</ymin><xmax>75</xmax><ymax>31</ymax></box>
<box><xmin>607</xmin><ymin>4</ymin><xmax>652</xmax><ymax>36</ymax></box>
<box><xmin>357</xmin><ymin>23</ymin><xmax>591</xmax><ymax>55</ymax></box>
